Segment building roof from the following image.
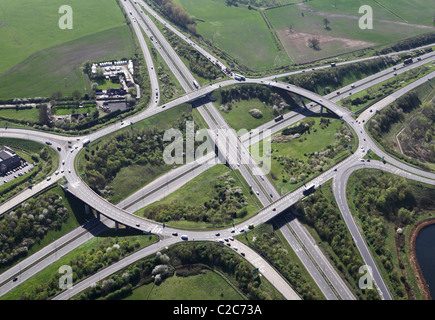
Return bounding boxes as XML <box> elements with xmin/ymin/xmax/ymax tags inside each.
<box><xmin>0</xmin><ymin>147</ymin><xmax>16</xmax><ymax>161</ymax></box>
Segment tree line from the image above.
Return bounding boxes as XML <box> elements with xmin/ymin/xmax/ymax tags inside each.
<box><xmin>153</xmin><ymin>0</ymin><xmax>197</xmax><ymax>34</ymax></box>
<box><xmin>282</xmin><ymin>57</ymin><xmax>395</xmax><ymax>94</ymax></box>
<box><xmin>164</xmin><ymin>27</ymin><xmax>222</xmax><ymax>80</ymax></box>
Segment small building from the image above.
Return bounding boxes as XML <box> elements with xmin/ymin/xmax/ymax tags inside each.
<box><xmin>0</xmin><ymin>146</ymin><xmax>21</xmax><ymax>173</ymax></box>
<box><xmin>102</xmin><ymin>100</ymin><xmax>129</xmax><ymax>113</ymax></box>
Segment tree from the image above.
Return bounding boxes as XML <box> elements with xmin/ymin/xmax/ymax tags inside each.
<box><xmin>323</xmin><ymin>18</ymin><xmax>331</xmax><ymax>29</ymax></box>
<box><xmin>38</xmin><ymin>105</ymin><xmax>51</xmax><ymax>126</ymax></box>
<box><xmin>308</xmin><ymin>38</ymin><xmax>320</xmax><ymax>50</ymax></box>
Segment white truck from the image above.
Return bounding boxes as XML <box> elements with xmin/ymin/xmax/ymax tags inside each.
<box><xmin>82</xmin><ymin>139</ymin><xmax>90</xmax><ymax>147</ymax></box>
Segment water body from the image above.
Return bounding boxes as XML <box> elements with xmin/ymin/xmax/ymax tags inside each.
<box><xmin>415</xmin><ymin>224</ymin><xmax>435</xmax><ymax>299</ymax></box>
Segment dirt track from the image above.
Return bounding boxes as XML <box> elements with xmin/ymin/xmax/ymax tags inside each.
<box><xmin>408</xmin><ymin>218</ymin><xmax>435</xmax><ymax>300</ymax></box>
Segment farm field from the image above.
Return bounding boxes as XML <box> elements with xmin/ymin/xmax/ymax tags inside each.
<box><xmin>265</xmin><ymin>0</ymin><xmax>434</xmax><ymax>64</ymax></box>
<box><xmin>0</xmin><ymin>0</ymin><xmax>136</xmax><ymax>99</ymax></box>
<box><xmin>0</xmin><ymin>0</ymin><xmax>129</xmax><ymax>74</ymax></box>
<box><xmin>0</xmin><ymin>26</ymin><xmax>135</xmax><ymax>100</ymax></box>
<box><xmin>173</xmin><ymin>0</ymin><xmax>290</xmax><ymax>71</ymax></box>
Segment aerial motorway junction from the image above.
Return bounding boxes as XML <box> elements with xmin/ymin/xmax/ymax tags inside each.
<box><xmin>0</xmin><ymin>0</ymin><xmax>434</xmax><ymax>302</ymax></box>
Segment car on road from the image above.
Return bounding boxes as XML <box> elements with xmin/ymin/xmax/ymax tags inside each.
<box><xmin>172</xmin><ymin>232</ymin><xmax>178</xmax><ymax>236</ymax></box>
<box><xmin>47</xmin><ymin>177</ymin><xmax>51</xmax><ymax>181</ymax></box>
<box><xmin>215</xmin><ymin>233</ymin><xmax>220</xmax><ymax>236</ymax></box>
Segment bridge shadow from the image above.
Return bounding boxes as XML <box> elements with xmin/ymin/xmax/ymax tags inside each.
<box><xmin>189</xmin><ymin>94</ymin><xmax>216</xmax><ymax>107</ymax></box>
<box><xmin>271</xmin><ymin>206</ymin><xmax>302</xmax><ymax>229</ymax></box>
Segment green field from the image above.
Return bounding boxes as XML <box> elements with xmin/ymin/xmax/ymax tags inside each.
<box><xmin>0</xmin><ymin>0</ymin><xmax>129</xmax><ymax>74</ymax></box>
<box><xmin>96</xmin><ymin>79</ymin><xmax>122</xmax><ymax>91</ymax></box>
<box><xmin>125</xmin><ymin>269</ymin><xmax>245</xmax><ymax>300</ymax></box>
<box><xmin>0</xmin><ymin>107</ymin><xmax>39</xmax><ymax>122</ymax></box>
<box><xmin>0</xmin><ymin>0</ymin><xmax>135</xmax><ymax>99</ymax></box>
<box><xmin>265</xmin><ymin>0</ymin><xmax>433</xmax><ymax>64</ymax></box>
<box><xmin>0</xmin><ymin>26</ymin><xmax>135</xmax><ymax>100</ymax></box>
<box><xmin>174</xmin><ymin>0</ymin><xmax>290</xmax><ymax>71</ymax></box>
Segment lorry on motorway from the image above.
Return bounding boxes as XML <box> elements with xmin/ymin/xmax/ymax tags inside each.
<box><xmin>193</xmin><ymin>80</ymin><xmax>199</xmax><ymax>89</ymax></box>
<box><xmin>274</xmin><ymin>114</ymin><xmax>284</xmax><ymax>122</ymax></box>
<box><xmin>82</xmin><ymin>139</ymin><xmax>90</xmax><ymax>147</ymax></box>
<box><xmin>303</xmin><ymin>185</ymin><xmax>315</xmax><ymax>196</ymax></box>
<box><xmin>403</xmin><ymin>58</ymin><xmax>413</xmax><ymax>66</ymax></box>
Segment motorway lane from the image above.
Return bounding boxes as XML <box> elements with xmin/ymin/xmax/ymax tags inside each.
<box><xmin>264</xmin><ymin>43</ymin><xmax>435</xmax><ymax>82</ymax></box>
<box><xmin>1</xmin><ymin>0</ymin><xmax>434</xmax><ymax>300</ymax></box>
<box><xmin>274</xmin><ymin>213</ymin><xmax>339</xmax><ymax>300</ymax></box>
<box><xmin>0</xmin><ymin>217</ymin><xmax>115</xmax><ymax>297</ymax></box>
<box><xmin>135</xmin><ymin>0</ymin><xmax>229</xmax><ymax>76</ymax></box>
